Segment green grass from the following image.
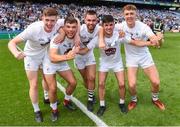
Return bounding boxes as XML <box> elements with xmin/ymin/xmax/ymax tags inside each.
<box><xmin>0</xmin><ymin>32</ymin><xmax>180</xmax><ymax>126</ymax></box>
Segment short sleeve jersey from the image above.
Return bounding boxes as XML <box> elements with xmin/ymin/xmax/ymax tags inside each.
<box><xmin>50</xmin><ymin>35</ymin><xmax>74</xmax><ymax>64</ymax></box>
<box><xmin>17</xmin><ymin>19</ymin><xmax>64</xmax><ymax>59</ymax></box>
<box><xmin>116</xmin><ymin>21</ymin><xmax>154</xmax><ymax>58</ymax></box>
<box><xmin>80</xmin><ymin>24</ymin><xmax>100</xmax><ymax>57</ymax></box>
<box><xmin>87</xmin><ymin>31</ymin><xmax>123</xmax><ymax>65</ymax></box>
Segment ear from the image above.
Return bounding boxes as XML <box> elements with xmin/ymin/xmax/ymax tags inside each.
<box><xmin>84</xmin><ymin>18</ymin><xmax>86</xmax><ymax>23</ymax></box>
<box><xmin>41</xmin><ymin>15</ymin><xmax>44</xmax><ymax>20</ymax></box>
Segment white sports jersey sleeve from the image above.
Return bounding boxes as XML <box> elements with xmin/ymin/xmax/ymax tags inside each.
<box><xmin>17</xmin><ymin>22</ymin><xmax>37</xmax><ymax>41</ymax></box>
<box><xmin>120</xmin><ymin>21</ymin><xmax>153</xmax><ymax>58</ymax></box>
<box><xmin>56</xmin><ymin>19</ymin><xmax>65</xmax><ymax>28</ymax></box>
<box><xmin>17</xmin><ymin>19</ymin><xmax>64</xmax><ymax>59</ymax></box>
<box><xmin>143</xmin><ymin>24</ymin><xmax>155</xmax><ymax>38</ymax></box>
<box><xmin>115</xmin><ymin>23</ymin><xmax>122</xmax><ymax>32</ymax></box>
<box><xmin>18</xmin><ymin>19</ymin><xmax>64</xmax><ymax>42</ymax></box>
<box><xmin>50</xmin><ymin>34</ymin><xmax>60</xmax><ymax>49</ymax></box>
<box><xmin>87</xmin><ymin>37</ymin><xmax>98</xmax><ymax>50</ymax></box>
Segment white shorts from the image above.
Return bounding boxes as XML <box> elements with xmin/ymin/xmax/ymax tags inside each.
<box><xmin>24</xmin><ymin>56</ymin><xmax>44</xmax><ymax>71</ymax></box>
<box><xmin>126</xmin><ymin>54</ymin><xmax>154</xmax><ymax>69</ymax></box>
<box><xmin>99</xmin><ymin>61</ymin><xmax>124</xmax><ymax>72</ymax></box>
<box><xmin>75</xmin><ymin>54</ymin><xmax>96</xmax><ymax>70</ymax></box>
<box><xmin>43</xmin><ymin>61</ymin><xmax>70</xmax><ymax>75</ymax></box>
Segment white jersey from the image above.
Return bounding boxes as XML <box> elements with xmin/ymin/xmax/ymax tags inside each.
<box><xmin>50</xmin><ymin>36</ymin><xmax>74</xmax><ymax>56</ymax></box>
<box><xmin>48</xmin><ymin>35</ymin><xmax>74</xmax><ymax>65</ymax></box>
<box><xmin>116</xmin><ymin>21</ymin><xmax>154</xmax><ymax>59</ymax></box>
<box><xmin>17</xmin><ymin>19</ymin><xmax>64</xmax><ymax>59</ymax></box>
<box><xmin>87</xmin><ymin>31</ymin><xmax>125</xmax><ymax>66</ymax></box>
<box><xmin>43</xmin><ymin>35</ymin><xmax>74</xmax><ymax>74</ymax></box>
<box><xmin>79</xmin><ymin>24</ymin><xmax>100</xmax><ymax>57</ymax></box>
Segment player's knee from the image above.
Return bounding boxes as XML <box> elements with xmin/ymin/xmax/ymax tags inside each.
<box><xmin>87</xmin><ymin>74</ymin><xmax>95</xmax><ymax>82</ymax></box>
<box><xmin>119</xmin><ymin>83</ymin><xmax>125</xmax><ymax>90</ymax></box>
<box><xmin>49</xmin><ymin>85</ymin><xmax>56</xmax><ymax>94</ymax></box>
<box><xmin>152</xmin><ymin>79</ymin><xmax>160</xmax><ymax>88</ymax></box>
<box><xmin>69</xmin><ymin>79</ymin><xmax>77</xmax><ymax>88</ymax></box>
<box><xmin>99</xmin><ymin>81</ymin><xmax>105</xmax><ymax>89</ymax></box>
<box><xmin>29</xmin><ymin>82</ymin><xmax>38</xmax><ymax>90</ymax></box>
<box><xmin>128</xmin><ymin>81</ymin><xmax>136</xmax><ymax>89</ymax></box>
<box><xmin>30</xmin><ymin>86</ymin><xmax>38</xmax><ymax>91</ymax></box>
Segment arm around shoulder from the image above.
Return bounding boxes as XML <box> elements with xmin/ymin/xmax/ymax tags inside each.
<box><xmin>77</xmin><ymin>47</ymin><xmax>89</xmax><ymax>55</ymax></box>
<box><xmin>98</xmin><ymin>26</ymin><xmax>106</xmax><ymax>49</ymax></box>
<box><xmin>129</xmin><ymin>39</ymin><xmax>154</xmax><ymax>47</ymax></box>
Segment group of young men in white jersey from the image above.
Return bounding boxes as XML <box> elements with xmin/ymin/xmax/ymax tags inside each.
<box><xmin>99</xmin><ymin>4</ymin><xmax>165</xmax><ymax>115</ymax></box>
<box><xmin>8</xmin><ymin>4</ymin><xmax>165</xmax><ymax>123</ymax></box>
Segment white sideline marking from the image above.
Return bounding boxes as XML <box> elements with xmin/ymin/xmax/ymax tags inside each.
<box><xmin>8</xmin><ymin>33</ymin><xmax>11</xmax><ymax>40</ymax></box>
<box><xmin>57</xmin><ymin>82</ymin><xmax>108</xmax><ymax>127</ymax></box>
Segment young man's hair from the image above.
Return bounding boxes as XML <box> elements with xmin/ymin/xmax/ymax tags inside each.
<box><xmin>101</xmin><ymin>15</ymin><xmax>114</xmax><ymax>24</ymax></box>
<box><xmin>42</xmin><ymin>7</ymin><xmax>58</xmax><ymax>16</ymax></box>
<box><xmin>122</xmin><ymin>4</ymin><xmax>137</xmax><ymax>12</ymax></box>
<box><xmin>64</xmin><ymin>16</ymin><xmax>77</xmax><ymax>24</ymax></box>
<box><xmin>85</xmin><ymin>10</ymin><xmax>97</xmax><ymax>17</ymax></box>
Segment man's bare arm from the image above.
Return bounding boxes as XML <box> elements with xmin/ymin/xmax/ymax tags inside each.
<box><xmin>49</xmin><ymin>48</ymin><xmax>75</xmax><ymax>63</ymax></box>
<box><xmin>8</xmin><ymin>36</ymin><xmax>26</xmax><ymax>60</ymax></box>
<box><xmin>77</xmin><ymin>47</ymin><xmax>89</xmax><ymax>55</ymax></box>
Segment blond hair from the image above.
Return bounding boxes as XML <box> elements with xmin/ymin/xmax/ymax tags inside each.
<box><xmin>42</xmin><ymin>7</ymin><xmax>58</xmax><ymax>16</ymax></box>
<box><xmin>122</xmin><ymin>4</ymin><xmax>137</xmax><ymax>12</ymax></box>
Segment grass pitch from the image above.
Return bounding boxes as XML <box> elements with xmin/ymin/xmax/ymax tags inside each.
<box><xmin>0</xmin><ymin>32</ymin><xmax>180</xmax><ymax>126</ymax></box>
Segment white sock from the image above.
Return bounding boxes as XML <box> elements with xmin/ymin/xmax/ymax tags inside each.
<box><xmin>64</xmin><ymin>94</ymin><xmax>71</xmax><ymax>101</ymax></box>
<box><xmin>131</xmin><ymin>95</ymin><xmax>137</xmax><ymax>102</ymax></box>
<box><xmin>44</xmin><ymin>90</ymin><xmax>49</xmax><ymax>100</ymax></box>
<box><xmin>152</xmin><ymin>92</ymin><xmax>159</xmax><ymax>101</ymax></box>
<box><xmin>119</xmin><ymin>98</ymin><xmax>125</xmax><ymax>104</ymax></box>
<box><xmin>100</xmin><ymin>100</ymin><xmax>105</xmax><ymax>107</ymax></box>
<box><xmin>32</xmin><ymin>103</ymin><xmax>40</xmax><ymax>112</ymax></box>
<box><xmin>50</xmin><ymin>102</ymin><xmax>57</xmax><ymax>110</ymax></box>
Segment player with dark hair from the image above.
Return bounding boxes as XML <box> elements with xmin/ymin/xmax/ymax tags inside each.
<box><xmin>77</xmin><ymin>14</ymin><xmax>134</xmax><ymax>116</ymax></box>
<box><xmin>43</xmin><ymin>16</ymin><xmax>80</xmax><ymax>121</ymax></box>
<box><xmin>99</xmin><ymin>4</ymin><xmax>165</xmax><ymax>111</ymax></box>
<box><xmin>74</xmin><ymin>10</ymin><xmax>100</xmax><ymax>112</ymax></box>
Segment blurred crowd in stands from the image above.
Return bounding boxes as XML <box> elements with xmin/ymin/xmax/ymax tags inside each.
<box><xmin>0</xmin><ymin>1</ymin><xmax>180</xmax><ymax>32</ymax></box>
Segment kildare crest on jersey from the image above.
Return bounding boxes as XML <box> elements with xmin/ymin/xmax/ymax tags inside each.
<box><xmin>126</xmin><ymin>31</ymin><xmax>146</xmax><ymax>40</ymax></box>
<box><xmin>81</xmin><ymin>33</ymin><xmax>94</xmax><ymax>46</ymax></box>
<box><xmin>104</xmin><ymin>48</ymin><xmax>116</xmax><ymax>56</ymax></box>
<box><xmin>39</xmin><ymin>38</ymin><xmax>51</xmax><ymax>46</ymax></box>
<box><xmin>63</xmin><ymin>42</ymin><xmax>73</xmax><ymax>54</ymax></box>
<box><xmin>82</xmin><ymin>37</ymin><xmax>93</xmax><ymax>46</ymax></box>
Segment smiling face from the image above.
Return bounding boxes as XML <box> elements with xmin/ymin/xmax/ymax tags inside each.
<box><xmin>64</xmin><ymin>16</ymin><xmax>78</xmax><ymax>39</ymax></box>
<box><xmin>123</xmin><ymin>10</ymin><xmax>136</xmax><ymax>28</ymax></box>
<box><xmin>42</xmin><ymin>15</ymin><xmax>57</xmax><ymax>33</ymax></box>
<box><xmin>101</xmin><ymin>15</ymin><xmax>114</xmax><ymax>37</ymax></box>
<box><xmin>122</xmin><ymin>4</ymin><xmax>137</xmax><ymax>28</ymax></box>
<box><xmin>64</xmin><ymin>22</ymin><xmax>77</xmax><ymax>39</ymax></box>
<box><xmin>102</xmin><ymin>22</ymin><xmax>114</xmax><ymax>37</ymax></box>
<box><xmin>41</xmin><ymin>7</ymin><xmax>58</xmax><ymax>33</ymax></box>
<box><xmin>84</xmin><ymin>10</ymin><xmax>98</xmax><ymax>33</ymax></box>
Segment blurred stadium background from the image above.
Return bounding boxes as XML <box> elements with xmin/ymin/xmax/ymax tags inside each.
<box><xmin>0</xmin><ymin>0</ymin><xmax>180</xmax><ymax>38</ymax></box>
<box><xmin>0</xmin><ymin>0</ymin><xmax>180</xmax><ymax>126</ymax></box>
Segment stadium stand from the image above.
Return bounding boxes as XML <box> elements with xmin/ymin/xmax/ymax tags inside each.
<box><xmin>0</xmin><ymin>0</ymin><xmax>180</xmax><ymax>35</ymax></box>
